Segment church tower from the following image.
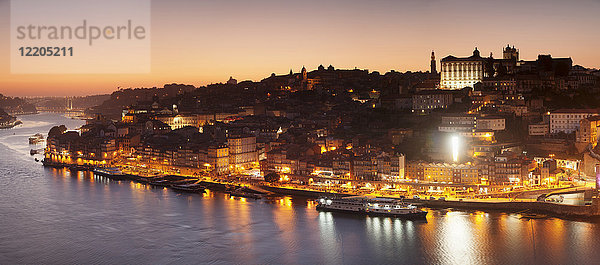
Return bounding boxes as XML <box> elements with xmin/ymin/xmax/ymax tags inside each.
<box><xmin>503</xmin><ymin>44</ymin><xmax>519</xmax><ymax>61</ymax></box>
<box><xmin>430</xmin><ymin>51</ymin><xmax>437</xmax><ymax>74</ymax></box>
<box><xmin>301</xmin><ymin>66</ymin><xmax>307</xmax><ymax>81</ymax></box>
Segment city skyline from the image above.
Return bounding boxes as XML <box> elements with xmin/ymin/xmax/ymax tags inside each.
<box><xmin>3</xmin><ymin>1</ymin><xmax>600</xmax><ymax>263</ymax></box>
<box><xmin>1</xmin><ymin>0</ymin><xmax>600</xmax><ymax>96</ymax></box>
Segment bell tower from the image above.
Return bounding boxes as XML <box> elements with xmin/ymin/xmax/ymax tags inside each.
<box><xmin>430</xmin><ymin>50</ymin><xmax>437</xmax><ymax>74</ymax></box>
<box><xmin>301</xmin><ymin>66</ymin><xmax>307</xmax><ymax>81</ymax></box>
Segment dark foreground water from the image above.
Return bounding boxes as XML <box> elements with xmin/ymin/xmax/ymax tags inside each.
<box><xmin>1</xmin><ymin>113</ymin><xmax>600</xmax><ymax>264</ymax></box>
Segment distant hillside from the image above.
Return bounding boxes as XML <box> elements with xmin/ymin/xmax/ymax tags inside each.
<box><xmin>88</xmin><ymin>84</ymin><xmax>196</xmax><ymax>119</ymax></box>
<box><xmin>0</xmin><ymin>94</ymin><xmax>37</xmax><ymax>114</ymax></box>
<box><xmin>28</xmin><ymin>95</ymin><xmax>111</xmax><ymax>111</ymax></box>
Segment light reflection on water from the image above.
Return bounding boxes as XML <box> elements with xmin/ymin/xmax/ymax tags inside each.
<box><xmin>1</xmin><ymin>114</ymin><xmax>600</xmax><ymax>264</ymax></box>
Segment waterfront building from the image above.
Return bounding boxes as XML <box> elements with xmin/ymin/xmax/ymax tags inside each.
<box><xmin>264</xmin><ymin>144</ymin><xmax>319</xmax><ymax>176</ymax></box>
<box><xmin>406</xmin><ymin>162</ymin><xmax>424</xmax><ymax>180</ymax></box>
<box><xmin>487</xmin><ymin>153</ymin><xmax>536</xmax><ymax>184</ymax></box>
<box><xmin>375</xmin><ymin>153</ymin><xmax>406</xmax><ymax>181</ymax></box>
<box><xmin>351</xmin><ymin>156</ymin><xmax>377</xmax><ymax>181</ymax></box>
<box><xmin>423</xmin><ymin>163</ymin><xmax>454</xmax><ymax>182</ymax></box>
<box><xmin>409</xmin><ymin>161</ymin><xmax>480</xmax><ymax>184</ymax></box>
<box><xmin>227</xmin><ymin>135</ymin><xmax>258</xmax><ymax>170</ymax></box>
<box><xmin>45</xmin><ymin>126</ymin><xmax>118</xmax><ymax>165</ymax></box>
<box><xmin>332</xmin><ymin>159</ymin><xmax>351</xmax><ymax>178</ymax></box>
<box><xmin>208</xmin><ymin>145</ymin><xmax>229</xmax><ymax>174</ymax></box>
<box><xmin>576</xmin><ymin>116</ymin><xmax>600</xmax><ymax>147</ymax></box>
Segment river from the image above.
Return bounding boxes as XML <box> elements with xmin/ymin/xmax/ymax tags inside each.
<box><xmin>0</xmin><ymin>113</ymin><xmax>599</xmax><ymax>264</ymax></box>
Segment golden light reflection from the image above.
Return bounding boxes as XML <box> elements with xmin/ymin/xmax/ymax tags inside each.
<box><xmin>472</xmin><ymin>211</ymin><xmax>487</xmax><ymax>225</ymax></box>
<box><xmin>129</xmin><ymin>181</ymin><xmax>150</xmax><ymax>191</ymax></box>
<box><xmin>278</xmin><ymin>197</ymin><xmax>293</xmax><ymax>208</ymax></box>
<box><xmin>272</xmin><ymin>196</ymin><xmax>296</xmax><ymax>233</ymax></box>
<box><xmin>317</xmin><ymin>211</ymin><xmax>341</xmax><ymax>263</ymax></box>
<box><xmin>202</xmin><ymin>189</ymin><xmax>214</xmax><ymax>198</ymax></box>
<box><xmin>222</xmin><ymin>190</ymin><xmax>254</xmax><ymax>252</ymax></box>
<box><xmin>543</xmin><ymin>219</ymin><xmax>566</xmax><ymax>261</ymax></box>
<box><xmin>425</xmin><ymin>211</ymin><xmax>482</xmax><ymax>264</ymax></box>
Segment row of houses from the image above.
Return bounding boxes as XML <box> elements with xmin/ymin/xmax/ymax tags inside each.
<box><xmin>262</xmin><ymin>145</ymin><xmax>406</xmax><ymax>182</ymax></box>
<box><xmin>136</xmin><ymin>135</ymin><xmax>258</xmax><ymax>174</ymax></box>
<box><xmin>405</xmin><ymin>152</ymin><xmax>560</xmax><ymax>186</ymax></box>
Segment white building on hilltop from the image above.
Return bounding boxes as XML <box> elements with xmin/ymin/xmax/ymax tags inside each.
<box><xmin>440</xmin><ymin>48</ymin><xmax>485</xmax><ymax>90</ymax></box>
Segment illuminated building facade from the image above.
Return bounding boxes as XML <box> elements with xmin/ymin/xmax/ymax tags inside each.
<box><xmin>156</xmin><ymin>114</ymin><xmax>205</xmax><ymax>130</ymax></box>
<box><xmin>375</xmin><ymin>154</ymin><xmax>406</xmax><ymax>181</ymax></box>
<box><xmin>576</xmin><ymin>116</ymin><xmax>600</xmax><ymax>146</ymax></box>
<box><xmin>409</xmin><ymin>162</ymin><xmax>479</xmax><ymax>184</ymax></box>
<box><xmin>227</xmin><ymin>135</ymin><xmax>258</xmax><ymax>169</ymax></box>
<box><xmin>208</xmin><ymin>145</ymin><xmax>229</xmax><ymax>174</ymax></box>
<box><xmin>440</xmin><ymin>48</ymin><xmax>484</xmax><ymax>89</ymax></box>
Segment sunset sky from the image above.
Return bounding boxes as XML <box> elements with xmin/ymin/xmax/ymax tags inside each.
<box><xmin>1</xmin><ymin>0</ymin><xmax>599</xmax><ymax>96</ymax></box>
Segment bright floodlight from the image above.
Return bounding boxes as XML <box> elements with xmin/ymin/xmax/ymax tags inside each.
<box><xmin>451</xmin><ymin>135</ymin><xmax>459</xmax><ymax>162</ymax></box>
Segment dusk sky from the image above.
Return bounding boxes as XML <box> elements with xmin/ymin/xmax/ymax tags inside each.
<box><xmin>1</xmin><ymin>0</ymin><xmax>599</xmax><ymax>96</ymax></box>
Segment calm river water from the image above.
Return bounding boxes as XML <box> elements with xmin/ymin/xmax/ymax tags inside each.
<box><xmin>1</xmin><ymin>113</ymin><xmax>600</xmax><ymax>264</ymax></box>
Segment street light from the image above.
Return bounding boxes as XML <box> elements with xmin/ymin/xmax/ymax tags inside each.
<box><xmin>451</xmin><ymin>135</ymin><xmax>460</xmax><ymax>163</ymax></box>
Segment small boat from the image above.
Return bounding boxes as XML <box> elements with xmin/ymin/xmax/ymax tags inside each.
<box><xmin>228</xmin><ymin>188</ymin><xmax>262</xmax><ymax>199</ymax></box>
<box><xmin>149</xmin><ymin>179</ymin><xmax>172</xmax><ymax>187</ymax></box>
<box><xmin>69</xmin><ymin>165</ymin><xmax>89</xmax><ymax>171</ymax></box>
<box><xmin>170</xmin><ymin>179</ymin><xmax>197</xmax><ymax>185</ymax></box>
<box><xmin>171</xmin><ymin>183</ymin><xmax>206</xmax><ymax>193</ymax></box>
<box><xmin>134</xmin><ymin>176</ymin><xmax>158</xmax><ymax>183</ymax></box>
<box><xmin>316</xmin><ymin>196</ymin><xmax>428</xmax><ymax>219</ymax></box>
<box><xmin>30</xmin><ymin>149</ymin><xmax>39</xmax><ymax>155</ymax></box>
<box><xmin>28</xmin><ymin>133</ymin><xmax>45</xmax><ymax>145</ymax></box>
<box><xmin>93</xmin><ymin>167</ymin><xmax>127</xmax><ymax>180</ymax></box>
<box><xmin>34</xmin><ymin>158</ymin><xmax>39</xmax><ymax>162</ymax></box>
<box><xmin>519</xmin><ymin>213</ymin><xmax>548</xmax><ymax>219</ymax></box>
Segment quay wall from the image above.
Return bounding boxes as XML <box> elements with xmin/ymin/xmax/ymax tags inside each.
<box><xmin>260</xmin><ymin>186</ymin><xmax>354</xmax><ymax>198</ymax></box>
<box><xmin>41</xmin><ymin>161</ymin><xmax>600</xmax><ymax>217</ymax></box>
<box><xmin>422</xmin><ymin>199</ymin><xmax>600</xmax><ymax>217</ymax></box>
<box><xmin>261</xmin><ymin>185</ymin><xmax>600</xmax><ymax>217</ymax></box>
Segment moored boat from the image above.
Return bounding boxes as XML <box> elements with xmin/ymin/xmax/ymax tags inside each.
<box><xmin>316</xmin><ymin>196</ymin><xmax>427</xmax><ymax>219</ymax></box>
<box><xmin>171</xmin><ymin>183</ymin><xmax>206</xmax><ymax>193</ymax></box>
<box><xmin>69</xmin><ymin>165</ymin><xmax>90</xmax><ymax>171</ymax></box>
<box><xmin>93</xmin><ymin>167</ymin><xmax>127</xmax><ymax>180</ymax></box>
<box><xmin>228</xmin><ymin>188</ymin><xmax>262</xmax><ymax>199</ymax></box>
<box><xmin>148</xmin><ymin>179</ymin><xmax>172</xmax><ymax>187</ymax></box>
<box><xmin>28</xmin><ymin>133</ymin><xmax>45</xmax><ymax>145</ymax></box>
